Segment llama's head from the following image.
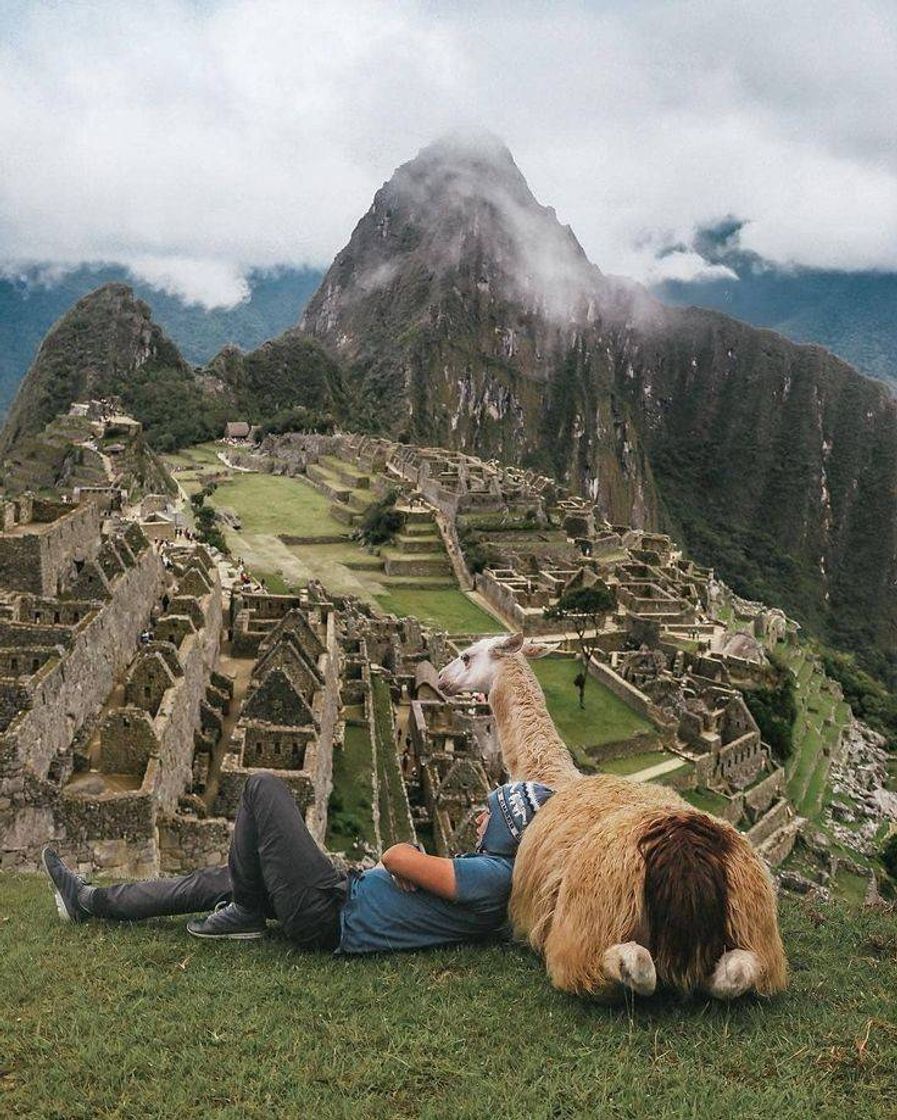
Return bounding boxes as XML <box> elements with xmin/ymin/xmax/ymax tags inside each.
<box><xmin>438</xmin><ymin>633</ymin><xmax>556</xmax><ymax>696</ymax></box>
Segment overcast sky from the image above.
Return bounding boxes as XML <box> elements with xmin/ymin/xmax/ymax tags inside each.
<box><xmin>1</xmin><ymin>0</ymin><xmax>895</xmax><ymax>306</ymax></box>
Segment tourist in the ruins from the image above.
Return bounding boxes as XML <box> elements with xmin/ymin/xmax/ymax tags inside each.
<box><xmin>41</xmin><ymin>773</ymin><xmax>553</xmax><ymax>953</ymax></box>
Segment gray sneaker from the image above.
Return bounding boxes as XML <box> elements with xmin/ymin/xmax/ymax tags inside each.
<box><xmin>186</xmin><ymin>900</ymin><xmax>266</xmax><ymax>940</ymax></box>
<box><xmin>42</xmin><ymin>847</ymin><xmax>92</xmax><ymax>922</ymax></box>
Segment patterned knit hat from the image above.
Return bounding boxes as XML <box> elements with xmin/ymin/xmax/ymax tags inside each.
<box><xmin>478</xmin><ymin>781</ymin><xmax>555</xmax><ymax>856</ymax></box>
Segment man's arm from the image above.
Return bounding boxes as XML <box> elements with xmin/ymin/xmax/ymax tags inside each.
<box><xmin>380</xmin><ymin>844</ymin><xmax>457</xmax><ymax>900</ymax></box>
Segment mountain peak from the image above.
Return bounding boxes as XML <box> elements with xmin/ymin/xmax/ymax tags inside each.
<box><xmin>301</xmin><ymin>134</ymin><xmax>601</xmax><ymax>347</ymax></box>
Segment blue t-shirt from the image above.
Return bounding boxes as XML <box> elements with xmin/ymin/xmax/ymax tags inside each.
<box><xmin>337</xmin><ymin>853</ymin><xmax>514</xmax><ymax>954</ymax></box>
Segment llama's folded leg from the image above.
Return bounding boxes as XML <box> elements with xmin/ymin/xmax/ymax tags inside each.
<box><xmin>537</xmin><ymin>813</ymin><xmax>650</xmax><ymax>998</ymax></box>
<box><xmin>603</xmin><ymin>942</ymin><xmax>657</xmax><ymax>996</ymax></box>
<box><xmin>722</xmin><ymin>836</ymin><xmax>789</xmax><ymax>996</ymax></box>
<box><xmin>707</xmin><ymin>949</ymin><xmax>759</xmax><ymax>1000</ymax></box>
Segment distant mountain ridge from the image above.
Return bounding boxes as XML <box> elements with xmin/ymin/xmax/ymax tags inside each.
<box><xmin>1</xmin><ymin>245</ymin><xmax>893</xmax><ymax>430</ymax></box>
<box><xmin>655</xmin><ymin>219</ymin><xmax>897</xmax><ymax>387</ymax></box>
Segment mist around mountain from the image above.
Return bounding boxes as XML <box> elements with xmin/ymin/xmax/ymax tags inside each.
<box><xmin>653</xmin><ymin>219</ymin><xmax>897</xmax><ymax>388</ymax></box>
<box><xmin>2</xmin><ymin>230</ymin><xmax>893</xmax><ymax>431</ymax></box>
<box><xmin>0</xmin><ymin>264</ymin><xmax>324</xmax><ymax>419</ymax></box>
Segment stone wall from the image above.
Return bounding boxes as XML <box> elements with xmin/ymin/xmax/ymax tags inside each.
<box><xmin>241</xmin><ymin>724</ymin><xmax>314</xmax><ymax>770</ymax></box>
<box><xmin>306</xmin><ymin>609</ymin><xmax>340</xmax><ymax>842</ymax></box>
<box><xmin>158</xmin><ymin>813</ymin><xmax>233</xmax><ymax>874</ymax></box>
<box><xmin>746</xmin><ymin>798</ymin><xmax>792</xmax><ymax>847</ymax></box>
<box><xmin>744</xmin><ymin>767</ymin><xmax>785</xmax><ymax>816</ymax></box>
<box><xmin>150</xmin><ymin>578</ymin><xmax>223</xmax><ymax>814</ymax></box>
<box><xmin>98</xmin><ymin>709</ymin><xmax>156</xmax><ymax>775</ymax></box>
<box><xmin>0</xmin><ymin>543</ymin><xmax>166</xmax><ymax>869</ymax></box>
<box><xmin>588</xmin><ymin>658</ymin><xmax>656</xmax><ymax>723</ymax></box>
<box><xmin>714</xmin><ymin>731</ymin><xmax>763</xmax><ymax>785</ymax></box>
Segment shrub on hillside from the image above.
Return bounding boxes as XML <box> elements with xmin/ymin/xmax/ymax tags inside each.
<box><xmin>358</xmin><ymin>490</ymin><xmax>404</xmax><ymax>547</ymax></box>
<box><xmin>457</xmin><ymin>525</ymin><xmax>502</xmax><ymax>574</ymax></box>
<box><xmin>743</xmin><ymin>672</ymin><xmax>798</xmax><ymax>761</ymax></box>
<box><xmin>882</xmin><ymin>834</ymin><xmax>897</xmax><ymax>880</ymax></box>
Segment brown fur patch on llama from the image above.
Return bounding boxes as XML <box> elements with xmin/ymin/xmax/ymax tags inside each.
<box><xmin>638</xmin><ymin>812</ymin><xmax>734</xmax><ymax>993</ymax></box>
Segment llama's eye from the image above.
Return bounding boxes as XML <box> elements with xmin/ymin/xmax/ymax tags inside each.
<box><xmin>461</xmin><ymin>654</ymin><xmax>470</xmax><ymax>666</ymax></box>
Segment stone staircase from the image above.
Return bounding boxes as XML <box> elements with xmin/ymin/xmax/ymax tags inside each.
<box><xmin>380</xmin><ymin>506</ymin><xmax>454</xmax><ymax>587</ymax></box>
<box><xmin>305</xmin><ymin>455</ymin><xmax>377</xmax><ymax>526</ymax></box>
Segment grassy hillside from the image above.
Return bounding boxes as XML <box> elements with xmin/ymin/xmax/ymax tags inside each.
<box><xmin>1</xmin><ymin>874</ymin><xmax>895</xmax><ymax>1119</ymax></box>
<box><xmin>0</xmin><ymin>264</ymin><xmax>324</xmax><ymax>420</ymax></box>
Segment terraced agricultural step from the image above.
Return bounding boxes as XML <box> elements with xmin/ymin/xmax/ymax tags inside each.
<box><xmin>382</xmin><ymin>551</ymin><xmax>453</xmax><ymax>577</ymax></box>
<box><xmin>319</xmin><ymin>456</ymin><xmax>370</xmax><ymax>489</ymax></box>
<box><xmin>306</xmin><ymin>464</ymin><xmax>352</xmax><ymax>502</ymax></box>
<box><xmin>401</xmin><ymin>508</ymin><xmax>436</xmax><ymax>525</ymax></box>
<box><xmin>393</xmin><ymin>533</ymin><xmax>443</xmax><ymax>554</ymax></box>
<box><xmin>402</xmin><ymin>519</ymin><xmax>439</xmax><ymax>535</ymax></box>
<box><xmin>343</xmin><ymin>555</ymin><xmax>385</xmax><ymax>571</ymax></box>
<box><xmin>347</xmin><ymin>490</ymin><xmax>376</xmax><ymax>512</ymax></box>
<box><xmin>328</xmin><ymin>503</ymin><xmax>359</xmax><ymax>526</ymax></box>
<box><xmin>380</xmin><ymin>575</ymin><xmax>457</xmax><ymax>590</ymax></box>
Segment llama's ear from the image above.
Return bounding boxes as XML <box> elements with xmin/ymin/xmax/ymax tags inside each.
<box><xmin>492</xmin><ymin>633</ymin><xmax>525</xmax><ymax>658</ymax></box>
<box><xmin>521</xmin><ymin>640</ymin><xmax>559</xmax><ymax>660</ymax></box>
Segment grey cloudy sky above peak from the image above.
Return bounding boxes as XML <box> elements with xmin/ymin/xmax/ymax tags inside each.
<box><xmin>1</xmin><ymin>0</ymin><xmax>895</xmax><ymax>306</ymax></box>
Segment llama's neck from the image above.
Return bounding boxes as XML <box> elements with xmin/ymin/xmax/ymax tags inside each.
<box><xmin>489</xmin><ymin>655</ymin><xmax>580</xmax><ymax>786</ymax></box>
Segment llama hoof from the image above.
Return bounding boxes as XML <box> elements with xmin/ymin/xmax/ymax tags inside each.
<box><xmin>604</xmin><ymin>941</ymin><xmax>657</xmax><ymax>997</ymax></box>
<box><xmin>708</xmin><ymin>949</ymin><xmax>758</xmax><ymax>1000</ymax></box>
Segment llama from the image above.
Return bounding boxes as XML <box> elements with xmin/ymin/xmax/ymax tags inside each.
<box><xmin>437</xmin><ymin>633</ymin><xmax>788</xmax><ymax>1001</ymax></box>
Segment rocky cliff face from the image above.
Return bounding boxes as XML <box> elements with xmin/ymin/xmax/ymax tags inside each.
<box><xmin>300</xmin><ymin>133</ymin><xmax>661</xmax><ymax>526</ymax></box>
<box><xmin>301</xmin><ymin>135</ymin><xmax>897</xmax><ymax>672</ymax></box>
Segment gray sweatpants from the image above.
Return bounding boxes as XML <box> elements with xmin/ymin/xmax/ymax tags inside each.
<box><xmin>90</xmin><ymin>772</ymin><xmax>347</xmax><ymax>948</ymax></box>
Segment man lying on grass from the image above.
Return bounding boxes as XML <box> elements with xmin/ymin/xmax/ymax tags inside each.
<box><xmin>42</xmin><ymin>772</ymin><xmax>553</xmax><ymax>953</ymax></box>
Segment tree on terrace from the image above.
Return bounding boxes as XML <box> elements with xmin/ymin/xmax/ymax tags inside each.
<box><xmin>544</xmin><ymin>583</ymin><xmax>616</xmax><ymax>709</ymax></box>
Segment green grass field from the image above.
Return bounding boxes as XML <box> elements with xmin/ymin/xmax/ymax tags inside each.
<box><xmin>374</xmin><ymin>588</ymin><xmax>501</xmax><ymax>635</ymax></box>
<box><xmin>165</xmin><ymin>449</ymin><xmax>501</xmax><ymax>636</ymax></box>
<box><xmin>326</xmin><ymin>723</ymin><xmax>376</xmax><ymax>853</ymax></box>
<box><xmin>599</xmin><ymin>750</ymin><xmax>675</xmax><ymax>776</ymax></box>
<box><xmin>212</xmin><ymin>474</ymin><xmax>347</xmax><ymax>538</ymax></box>
<box><xmin>682</xmin><ymin>787</ymin><xmax>731</xmax><ymax>815</ymax></box>
<box><xmin>2</xmin><ymin>876</ymin><xmax>895</xmax><ymax>1119</ymax></box>
<box><xmin>532</xmin><ymin>658</ymin><xmax>655</xmax><ymax>756</ymax></box>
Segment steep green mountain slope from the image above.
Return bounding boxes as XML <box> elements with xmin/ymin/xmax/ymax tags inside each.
<box><xmin>0</xmin><ymin>284</ymin><xmax>214</xmax><ymax>455</ymax></box>
<box><xmin>655</xmin><ymin>247</ymin><xmax>897</xmax><ymax>388</ymax></box>
<box><xmin>0</xmin><ymin>284</ymin><xmax>345</xmax><ymax>455</ymax></box>
<box><xmin>299</xmin><ymin>135</ymin><xmax>897</xmax><ymax>681</ymax></box>
<box><xmin>622</xmin><ymin>306</ymin><xmax>897</xmax><ymax>674</ymax></box>
<box><xmin>0</xmin><ymin>264</ymin><xmax>324</xmax><ymax>418</ymax></box>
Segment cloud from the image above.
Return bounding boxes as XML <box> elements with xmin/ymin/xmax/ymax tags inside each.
<box><xmin>0</xmin><ymin>0</ymin><xmax>894</xmax><ymax>306</ymax></box>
